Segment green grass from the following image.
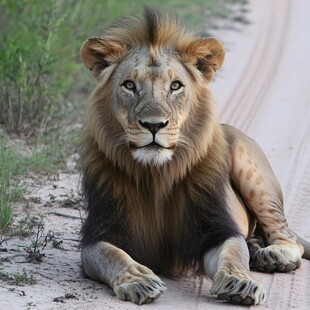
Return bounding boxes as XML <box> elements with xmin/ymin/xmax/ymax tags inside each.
<box><xmin>15</xmin><ymin>130</ymin><xmax>78</xmax><ymax>175</ymax></box>
<box><xmin>0</xmin><ymin>129</ymin><xmax>78</xmax><ymax>232</ymax></box>
<box><xmin>0</xmin><ymin>135</ymin><xmax>17</xmax><ymax>231</ymax></box>
<box><xmin>0</xmin><ymin>0</ymin><xmax>246</xmax><ymax>138</ymax></box>
<box><xmin>0</xmin><ymin>268</ymin><xmax>37</xmax><ymax>285</ymax></box>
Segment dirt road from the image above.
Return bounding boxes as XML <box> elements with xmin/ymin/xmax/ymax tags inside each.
<box><xmin>1</xmin><ymin>0</ymin><xmax>309</xmax><ymax>309</ymax></box>
<box><xmin>213</xmin><ymin>0</ymin><xmax>310</xmax><ymax>308</ymax></box>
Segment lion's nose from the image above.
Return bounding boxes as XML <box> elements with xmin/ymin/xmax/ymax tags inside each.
<box><xmin>139</xmin><ymin>120</ymin><xmax>169</xmax><ymax>135</ymax></box>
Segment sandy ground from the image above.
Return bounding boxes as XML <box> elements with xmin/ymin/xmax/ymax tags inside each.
<box><xmin>1</xmin><ymin>0</ymin><xmax>310</xmax><ymax>309</ymax></box>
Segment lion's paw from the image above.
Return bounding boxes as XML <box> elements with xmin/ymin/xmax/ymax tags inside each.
<box><xmin>112</xmin><ymin>264</ymin><xmax>166</xmax><ymax>305</ymax></box>
<box><xmin>211</xmin><ymin>269</ymin><xmax>266</xmax><ymax>305</ymax></box>
<box><xmin>252</xmin><ymin>244</ymin><xmax>301</xmax><ymax>273</ymax></box>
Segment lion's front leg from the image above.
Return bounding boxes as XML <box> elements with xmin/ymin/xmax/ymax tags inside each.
<box><xmin>81</xmin><ymin>242</ymin><xmax>166</xmax><ymax>305</ymax></box>
<box><xmin>204</xmin><ymin>236</ymin><xmax>266</xmax><ymax>305</ymax></box>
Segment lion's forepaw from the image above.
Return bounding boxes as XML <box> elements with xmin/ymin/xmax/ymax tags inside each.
<box><xmin>211</xmin><ymin>269</ymin><xmax>266</xmax><ymax>305</ymax></box>
<box><xmin>112</xmin><ymin>264</ymin><xmax>166</xmax><ymax>305</ymax></box>
<box><xmin>252</xmin><ymin>244</ymin><xmax>302</xmax><ymax>273</ymax></box>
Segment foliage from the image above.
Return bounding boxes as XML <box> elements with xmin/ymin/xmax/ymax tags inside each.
<box><xmin>0</xmin><ymin>268</ymin><xmax>37</xmax><ymax>285</ymax></box>
<box><xmin>0</xmin><ymin>129</ymin><xmax>74</xmax><ymax>231</ymax></box>
<box><xmin>0</xmin><ymin>134</ymin><xmax>17</xmax><ymax>231</ymax></box>
<box><xmin>0</xmin><ymin>0</ymin><xmax>245</xmax><ymax>137</ymax></box>
<box><xmin>10</xmin><ymin>215</ymin><xmax>42</xmax><ymax>239</ymax></box>
<box><xmin>0</xmin><ymin>1</ymin><xmax>78</xmax><ymax>137</ymax></box>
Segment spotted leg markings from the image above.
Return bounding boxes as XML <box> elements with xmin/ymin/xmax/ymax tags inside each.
<box><xmin>229</xmin><ymin>134</ymin><xmax>304</xmax><ymax>272</ymax></box>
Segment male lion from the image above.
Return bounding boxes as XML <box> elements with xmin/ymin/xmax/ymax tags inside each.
<box><xmin>79</xmin><ymin>8</ymin><xmax>310</xmax><ymax>306</ymax></box>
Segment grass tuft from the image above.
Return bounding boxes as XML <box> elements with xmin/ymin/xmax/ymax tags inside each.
<box><xmin>0</xmin><ymin>135</ymin><xmax>16</xmax><ymax>231</ymax></box>
<box><xmin>0</xmin><ymin>268</ymin><xmax>37</xmax><ymax>285</ymax></box>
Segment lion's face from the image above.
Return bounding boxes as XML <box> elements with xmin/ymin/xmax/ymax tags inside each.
<box><xmin>112</xmin><ymin>50</ymin><xmax>194</xmax><ymax>165</ymax></box>
<box><xmin>80</xmin><ymin>19</ymin><xmax>225</xmax><ymax>167</ymax></box>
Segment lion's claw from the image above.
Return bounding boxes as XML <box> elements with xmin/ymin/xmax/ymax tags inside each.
<box><xmin>218</xmin><ymin>293</ymin><xmax>255</xmax><ymax>305</ymax></box>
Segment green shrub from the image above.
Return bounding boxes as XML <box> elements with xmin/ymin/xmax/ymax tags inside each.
<box><xmin>0</xmin><ymin>135</ymin><xmax>16</xmax><ymax>231</ymax></box>
<box><xmin>0</xmin><ymin>0</ymin><xmax>244</xmax><ymax>138</ymax></box>
<box><xmin>0</xmin><ymin>1</ymin><xmax>79</xmax><ymax>137</ymax></box>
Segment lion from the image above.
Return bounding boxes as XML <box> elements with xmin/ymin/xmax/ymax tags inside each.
<box><xmin>79</xmin><ymin>7</ymin><xmax>310</xmax><ymax>306</ymax></box>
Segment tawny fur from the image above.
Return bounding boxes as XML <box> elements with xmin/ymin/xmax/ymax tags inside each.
<box><xmin>79</xmin><ymin>7</ymin><xmax>310</xmax><ymax>306</ymax></box>
<box><xmin>79</xmin><ymin>8</ymin><xmax>229</xmax><ymax>274</ymax></box>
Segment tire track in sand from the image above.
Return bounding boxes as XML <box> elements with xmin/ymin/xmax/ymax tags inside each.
<box><xmin>220</xmin><ymin>0</ymin><xmax>291</xmax><ymax>133</ymax></box>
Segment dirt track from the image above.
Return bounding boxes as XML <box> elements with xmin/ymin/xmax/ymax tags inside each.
<box><xmin>1</xmin><ymin>0</ymin><xmax>310</xmax><ymax>309</ymax></box>
<box><xmin>213</xmin><ymin>0</ymin><xmax>310</xmax><ymax>308</ymax></box>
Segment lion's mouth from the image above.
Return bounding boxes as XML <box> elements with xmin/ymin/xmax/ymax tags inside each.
<box><xmin>145</xmin><ymin>141</ymin><xmax>165</xmax><ymax>149</ymax></box>
<box><xmin>129</xmin><ymin>141</ymin><xmax>175</xmax><ymax>150</ymax></box>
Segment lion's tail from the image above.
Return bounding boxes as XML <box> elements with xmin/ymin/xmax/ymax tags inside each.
<box><xmin>297</xmin><ymin>235</ymin><xmax>310</xmax><ymax>260</ymax></box>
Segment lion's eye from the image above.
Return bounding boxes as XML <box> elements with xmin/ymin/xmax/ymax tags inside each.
<box><xmin>170</xmin><ymin>81</ymin><xmax>184</xmax><ymax>92</ymax></box>
<box><xmin>122</xmin><ymin>80</ymin><xmax>136</xmax><ymax>91</ymax></box>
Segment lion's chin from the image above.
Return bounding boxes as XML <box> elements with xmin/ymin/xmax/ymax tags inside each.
<box><xmin>131</xmin><ymin>147</ymin><xmax>173</xmax><ymax>166</ymax></box>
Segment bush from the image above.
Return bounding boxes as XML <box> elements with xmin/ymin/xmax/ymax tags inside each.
<box><xmin>0</xmin><ymin>134</ymin><xmax>16</xmax><ymax>231</ymax></box>
<box><xmin>0</xmin><ymin>1</ymin><xmax>80</xmax><ymax>137</ymax></box>
<box><xmin>0</xmin><ymin>0</ymin><xmax>244</xmax><ymax>138</ymax></box>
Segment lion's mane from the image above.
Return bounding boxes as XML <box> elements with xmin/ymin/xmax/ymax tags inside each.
<box><xmin>79</xmin><ymin>8</ymin><xmax>239</xmax><ymax>275</ymax></box>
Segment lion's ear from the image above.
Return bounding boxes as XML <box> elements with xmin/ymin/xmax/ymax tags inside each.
<box><xmin>80</xmin><ymin>38</ymin><xmax>126</xmax><ymax>78</ymax></box>
<box><xmin>185</xmin><ymin>38</ymin><xmax>225</xmax><ymax>81</ymax></box>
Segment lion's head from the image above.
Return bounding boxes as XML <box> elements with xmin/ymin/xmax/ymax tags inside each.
<box><xmin>80</xmin><ymin>8</ymin><xmax>225</xmax><ymax>168</ymax></box>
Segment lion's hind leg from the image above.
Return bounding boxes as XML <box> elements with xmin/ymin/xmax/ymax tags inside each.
<box><xmin>226</xmin><ymin>125</ymin><xmax>304</xmax><ymax>273</ymax></box>
<box><xmin>246</xmin><ymin>233</ymin><xmax>298</xmax><ymax>272</ymax></box>
<box><xmin>204</xmin><ymin>236</ymin><xmax>266</xmax><ymax>305</ymax></box>
<box><xmin>81</xmin><ymin>242</ymin><xmax>166</xmax><ymax>305</ymax></box>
